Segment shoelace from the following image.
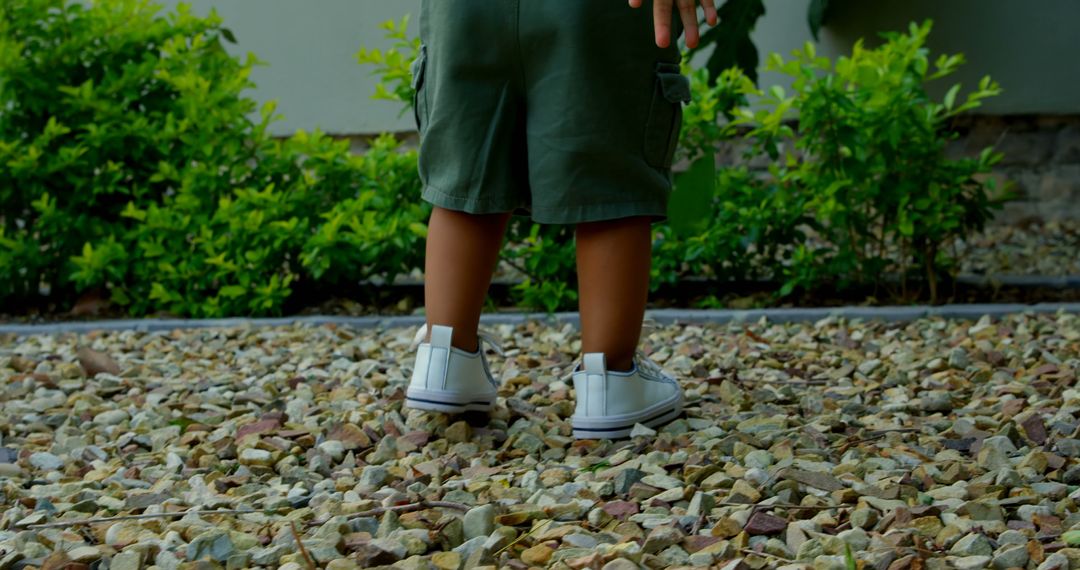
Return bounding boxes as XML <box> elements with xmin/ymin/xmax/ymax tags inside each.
<box><xmin>409</xmin><ymin>323</ymin><xmax>505</xmax><ymax>357</ymax></box>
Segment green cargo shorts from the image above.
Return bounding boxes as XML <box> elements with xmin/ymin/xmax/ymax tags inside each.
<box><xmin>411</xmin><ymin>0</ymin><xmax>690</xmax><ymax>225</ymax></box>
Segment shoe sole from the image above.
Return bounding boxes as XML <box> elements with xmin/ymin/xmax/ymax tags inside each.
<box><xmin>405</xmin><ymin>388</ymin><xmax>496</xmax><ymax>414</ymax></box>
<box><xmin>570</xmin><ymin>394</ymin><xmax>684</xmax><ymax>440</ymax></box>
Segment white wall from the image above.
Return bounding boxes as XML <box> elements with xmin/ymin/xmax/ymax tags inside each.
<box><xmin>158</xmin><ymin>0</ymin><xmax>1080</xmax><ymax>136</ymax></box>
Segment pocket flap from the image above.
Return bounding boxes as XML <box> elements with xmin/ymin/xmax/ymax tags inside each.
<box><xmin>410</xmin><ymin>45</ymin><xmax>428</xmax><ymax>90</ymax></box>
<box><xmin>658</xmin><ymin>72</ymin><xmax>691</xmax><ymax>104</ymax></box>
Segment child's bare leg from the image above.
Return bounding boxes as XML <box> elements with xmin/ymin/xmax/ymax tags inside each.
<box><xmin>575</xmin><ymin>216</ymin><xmax>653</xmax><ymax>372</ymax></box>
<box><xmin>424</xmin><ymin>206</ymin><xmax>512</xmax><ymax>352</ymax></box>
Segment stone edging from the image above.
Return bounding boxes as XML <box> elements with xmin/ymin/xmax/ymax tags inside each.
<box><xmin>2</xmin><ymin>303</ymin><xmax>1079</xmax><ymax>336</ymax></box>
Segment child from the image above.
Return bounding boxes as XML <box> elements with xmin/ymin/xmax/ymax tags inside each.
<box><xmin>404</xmin><ymin>0</ymin><xmax>717</xmax><ymax>439</ymax></box>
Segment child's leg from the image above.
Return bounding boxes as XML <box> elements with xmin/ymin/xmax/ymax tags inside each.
<box><xmin>575</xmin><ymin>216</ymin><xmax>653</xmax><ymax>372</ymax></box>
<box><xmin>424</xmin><ymin>206</ymin><xmax>512</xmax><ymax>352</ymax></box>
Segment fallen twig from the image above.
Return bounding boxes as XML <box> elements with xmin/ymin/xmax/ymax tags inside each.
<box><xmin>714</xmin><ymin>501</ymin><xmax>852</xmax><ymax>511</ymax></box>
<box><xmin>331</xmin><ymin>500</ymin><xmax>470</xmax><ymax>524</ymax></box>
<box><xmin>740</xmin><ymin>548</ymin><xmax>794</xmax><ymax>563</ymax></box>
<box><xmin>23</xmin><ymin>508</ymin><xmax>288</xmax><ymax>529</ymax></box>
<box><xmin>494</xmin><ymin>519</ymin><xmax>553</xmax><ymax>557</ymax></box>
<box><xmin>290</xmin><ymin>521</ymin><xmax>317</xmax><ymax>570</ymax></box>
<box><xmin>833</xmin><ymin>428</ymin><xmax>923</xmax><ymax>450</ymax></box>
<box><xmin>705</xmin><ymin>376</ymin><xmax>829</xmax><ymax>386</ymax></box>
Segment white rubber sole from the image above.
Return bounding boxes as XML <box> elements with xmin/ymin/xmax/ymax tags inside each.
<box><xmin>405</xmin><ymin>387</ymin><xmax>496</xmax><ymax>414</ymax></box>
<box><xmin>570</xmin><ymin>393</ymin><xmax>684</xmax><ymax>440</ymax></box>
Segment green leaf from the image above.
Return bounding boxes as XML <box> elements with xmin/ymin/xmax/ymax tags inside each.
<box><xmin>219</xmin><ymin>285</ymin><xmax>246</xmax><ymax>299</ymax></box>
<box><xmin>669</xmin><ymin>155</ymin><xmax>717</xmax><ymax>237</ymax></box>
<box><xmin>581</xmin><ymin>461</ymin><xmax>611</xmax><ymax>474</ymax></box>
<box><xmin>692</xmin><ymin>0</ymin><xmax>766</xmax><ymax>84</ymax></box>
<box><xmin>169</xmin><ymin>417</ymin><xmax>198</xmax><ymax>434</ymax></box>
<box><xmin>844</xmin><ymin>543</ymin><xmax>856</xmax><ymax>570</ymax></box>
<box><xmin>943</xmin><ymin>84</ymin><xmax>960</xmax><ymax>111</ymax></box>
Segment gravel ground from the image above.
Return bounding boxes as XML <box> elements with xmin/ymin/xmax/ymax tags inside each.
<box><xmin>2</xmin><ymin>312</ymin><xmax>1080</xmax><ymax>570</ymax></box>
<box><xmin>957</xmin><ymin>221</ymin><xmax>1080</xmax><ymax>278</ymax></box>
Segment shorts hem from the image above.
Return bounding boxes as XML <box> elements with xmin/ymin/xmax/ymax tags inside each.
<box><xmin>422</xmin><ymin>184</ymin><xmax>669</xmax><ymax>225</ymax></box>
<box><xmin>421</xmin><ymin>184</ymin><xmax>524</xmax><ymax>214</ymax></box>
<box><xmin>530</xmin><ymin>201</ymin><xmax>669</xmax><ymax>225</ymax></box>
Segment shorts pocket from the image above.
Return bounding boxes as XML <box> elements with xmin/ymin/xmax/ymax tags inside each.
<box><xmin>643</xmin><ymin>62</ymin><xmax>691</xmax><ymax>170</ymax></box>
<box><xmin>410</xmin><ymin>44</ymin><xmax>429</xmax><ymax>133</ymax></box>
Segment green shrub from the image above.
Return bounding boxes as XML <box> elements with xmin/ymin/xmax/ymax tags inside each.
<box><xmin>0</xmin><ymin>0</ymin><xmax>257</xmax><ymax>303</ymax></box>
<box><xmin>360</xmin><ymin>16</ymin><xmax>1011</xmax><ymax>311</ymax></box>
<box><xmin>1</xmin><ymin>0</ymin><xmax>427</xmax><ymax>316</ymax></box>
<box><xmin>739</xmin><ymin>20</ymin><xmax>1010</xmax><ymax>301</ymax></box>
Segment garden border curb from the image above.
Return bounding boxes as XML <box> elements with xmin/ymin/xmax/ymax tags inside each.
<box><xmin>2</xmin><ymin>303</ymin><xmax>1079</xmax><ymax>336</ymax></box>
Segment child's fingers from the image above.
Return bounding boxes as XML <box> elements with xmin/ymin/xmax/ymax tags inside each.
<box><xmin>628</xmin><ymin>0</ymin><xmax>644</xmax><ymax>7</ymax></box>
<box><xmin>652</xmin><ymin>0</ymin><xmax>673</xmax><ymax>48</ymax></box>
<box><xmin>700</xmin><ymin>0</ymin><xmax>718</xmax><ymax>26</ymax></box>
<box><xmin>677</xmin><ymin>0</ymin><xmax>699</xmax><ymax>49</ymax></box>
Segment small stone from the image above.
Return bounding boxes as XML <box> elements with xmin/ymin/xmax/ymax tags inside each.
<box><xmin>356</xmin><ymin>538</ymin><xmax>407</xmax><ymax>566</ymax></box>
<box><xmin>857</xmin><ymin>359</ymin><xmax>882</xmax><ymax>375</ymax></box>
<box><xmin>238</xmin><ymin>448</ymin><xmax>274</xmax><ymax>467</ymax></box>
<box><xmin>729</xmin><ymin>479</ymin><xmax>761</xmax><ymax>502</ymax></box>
<box><xmin>614</xmin><ymin>469</ymin><xmax>646</xmax><ymax>495</ymax></box>
<box><xmin>463</xmin><ymin>504</ymin><xmax>495</xmax><ymax>540</ymax></box>
<box><xmin>920</xmin><ymin>390</ymin><xmax>954</xmax><ymax>412</ymax></box>
<box><xmin>359</xmin><ymin>465</ymin><xmax>389</xmax><ymax>488</ymax></box>
<box><xmin>837</xmin><ymin>528</ymin><xmax>869</xmax><ymax>551</ymax></box>
<box><xmin>602</xmin><ymin>500</ymin><xmax>639</xmax><ymax>519</ymax></box>
<box><xmin>949</xmin><ymin>533</ymin><xmax>993</xmax><ymax>557</ymax></box>
<box><xmin>850</xmin><ymin>508</ymin><xmax>878</xmax><ymax>529</ymax></box>
<box><xmin>68</xmin><ymin>546</ymin><xmax>103</xmax><ymax>563</ymax></box>
<box><xmin>521</xmin><ymin>544</ymin><xmax>554</xmax><ymax>566</ymax></box>
<box><xmin>643</xmin><ymin>525</ymin><xmax>684</xmax><ymax>554</ymax></box>
<box><xmin>659</xmin><ymin>544</ymin><xmax>691</xmax><ymax>566</ymax></box>
<box><xmin>110</xmin><ymin>551</ymin><xmax>142</xmax><ymax>570</ymax></box>
<box><xmin>951</xmin><ymin>556</ymin><xmax>992</xmax><ymax>570</ymax></box>
<box><xmin>513</xmin><ymin>432</ymin><xmax>544</xmax><ymax>454</ymax></box>
<box><xmin>446</xmin><ymin>421</ymin><xmax>471</xmax><ymax>443</ymax></box>
<box><xmin>28</xmin><ymin>452</ymin><xmax>64</xmax><ymax>471</ymax></box>
<box><xmin>743</xmin><ymin>450</ymin><xmax>774</xmax><ymax>470</ymax></box>
<box><xmin>250</xmin><ymin>545</ymin><xmax>289</xmax><ymax>566</ymax></box>
<box><xmin>94</xmin><ymin>409</ymin><xmax>130</xmax><ymax>426</ymax></box>
<box><xmin>187</xmin><ymin>530</ymin><xmax>236</xmax><ymax>562</ymax></box>
<box><xmin>602</xmin><ymin>559</ymin><xmax>641</xmax><ymax>570</ymax></box>
<box><xmin>431</xmin><ymin>551</ymin><xmax>462</xmax><ymax>570</ymax></box>
<box><xmin>77</xmin><ymin>346</ymin><xmax>121</xmax><ymax>376</ymax></box>
<box><xmin>910</xmin><ymin>516</ymin><xmax>944</xmax><ymax>537</ymax></box>
<box><xmin>813</xmin><ymin>555</ymin><xmax>848</xmax><ymax>570</ymax></box>
<box><xmin>1037</xmin><ymin>552</ymin><xmax>1069</xmax><ymax>570</ymax></box>
<box><xmin>1018</xmin><ymin>504</ymin><xmax>1052</xmax><ymax>523</ymax></box>
<box><xmin>745</xmin><ymin>512</ymin><xmax>787</xmax><ymax>535</ymax></box>
<box><xmin>1022</xmin><ymin>414</ymin><xmax>1048</xmax><ymax>445</ymax></box>
<box><xmin>327</xmin><ymin>423</ymin><xmax>372</xmax><ymax>450</ymax></box>
<box><xmin>948</xmin><ymin>348</ymin><xmax>970</xmax><ymax>369</ymax></box>
<box><xmin>687</xmin><ymin>492</ymin><xmax>716</xmax><ymax>517</ymax></box>
<box><xmin>630</xmin><ymin>424</ymin><xmax>657</xmax><ymax>438</ymax></box>
<box><xmin>992</xmin><ymin>544</ymin><xmax>1029</xmax><ymax>569</ymax></box>
<box><xmin>318</xmin><ymin>440</ymin><xmax>345</xmax><ymax>461</ymax></box>
<box><xmin>977</xmin><ymin>436</ymin><xmax>1018</xmax><ymax>471</ymax></box>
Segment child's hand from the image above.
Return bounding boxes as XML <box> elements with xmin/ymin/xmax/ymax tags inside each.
<box><xmin>629</xmin><ymin>0</ymin><xmax>718</xmax><ymax>50</ymax></box>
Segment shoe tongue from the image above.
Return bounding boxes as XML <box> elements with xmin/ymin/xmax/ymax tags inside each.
<box><xmin>583</xmin><ymin>353</ymin><xmax>606</xmax><ymax>375</ymax></box>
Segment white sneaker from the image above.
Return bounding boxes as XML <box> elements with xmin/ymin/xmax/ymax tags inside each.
<box><xmin>405</xmin><ymin>324</ymin><xmax>500</xmax><ymax>413</ymax></box>
<box><xmin>570</xmin><ymin>351</ymin><xmax>683</xmax><ymax>439</ymax></box>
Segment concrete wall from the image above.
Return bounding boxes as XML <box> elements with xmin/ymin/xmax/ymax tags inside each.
<box><xmin>159</xmin><ymin>0</ymin><xmax>1080</xmax><ymax>137</ymax></box>
<box><xmin>156</xmin><ymin>0</ymin><xmax>422</xmax><ymax>136</ymax></box>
